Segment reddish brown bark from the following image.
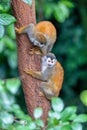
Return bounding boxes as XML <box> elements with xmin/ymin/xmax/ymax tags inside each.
<box><xmin>11</xmin><ymin>0</ymin><xmax>50</xmax><ymax>124</ymax></box>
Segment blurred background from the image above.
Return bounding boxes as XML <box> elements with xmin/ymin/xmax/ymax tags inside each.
<box><xmin>0</xmin><ymin>0</ymin><xmax>87</xmax><ymax>129</ymax></box>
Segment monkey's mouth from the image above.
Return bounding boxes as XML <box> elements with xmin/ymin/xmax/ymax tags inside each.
<box><xmin>48</xmin><ymin>64</ymin><xmax>53</xmax><ymax>67</ymax></box>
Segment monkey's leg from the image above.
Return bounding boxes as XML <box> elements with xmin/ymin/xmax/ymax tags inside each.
<box><xmin>29</xmin><ymin>47</ymin><xmax>43</xmax><ymax>55</ymax></box>
<box><xmin>40</xmin><ymin>82</ymin><xmax>55</xmax><ymax>100</ymax></box>
<box><xmin>24</xmin><ymin>68</ymin><xmax>44</xmax><ymax>81</ymax></box>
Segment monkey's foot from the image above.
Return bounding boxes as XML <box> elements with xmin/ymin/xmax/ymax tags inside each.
<box><xmin>29</xmin><ymin>47</ymin><xmax>42</xmax><ymax>55</ymax></box>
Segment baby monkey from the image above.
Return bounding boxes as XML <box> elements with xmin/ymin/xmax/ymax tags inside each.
<box><xmin>16</xmin><ymin>21</ymin><xmax>57</xmax><ymax>55</ymax></box>
<box><xmin>24</xmin><ymin>53</ymin><xmax>64</xmax><ymax>99</ymax></box>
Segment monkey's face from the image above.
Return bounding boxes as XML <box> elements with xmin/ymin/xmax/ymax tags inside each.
<box><xmin>46</xmin><ymin>57</ymin><xmax>56</xmax><ymax>68</ymax></box>
<box><xmin>42</xmin><ymin>55</ymin><xmax>57</xmax><ymax>68</ymax></box>
<box><xmin>34</xmin><ymin>40</ymin><xmax>45</xmax><ymax>48</ymax></box>
<box><xmin>34</xmin><ymin>32</ymin><xmax>47</xmax><ymax>48</ymax></box>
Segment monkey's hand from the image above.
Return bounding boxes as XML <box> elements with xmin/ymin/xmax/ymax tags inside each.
<box><xmin>15</xmin><ymin>27</ymin><xmax>23</xmax><ymax>34</ymax></box>
<box><xmin>24</xmin><ymin>68</ymin><xmax>43</xmax><ymax>80</ymax></box>
<box><xmin>29</xmin><ymin>47</ymin><xmax>43</xmax><ymax>55</ymax></box>
<box><xmin>24</xmin><ymin>68</ymin><xmax>34</xmax><ymax>77</ymax></box>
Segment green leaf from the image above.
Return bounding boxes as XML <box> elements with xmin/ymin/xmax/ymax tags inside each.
<box><xmin>0</xmin><ymin>14</ymin><xmax>16</xmax><ymax>25</ymax></box>
<box><xmin>71</xmin><ymin>123</ymin><xmax>82</xmax><ymax>130</ymax></box>
<box><xmin>0</xmin><ymin>39</ymin><xmax>5</xmax><ymax>53</ymax></box>
<box><xmin>51</xmin><ymin>97</ymin><xmax>64</xmax><ymax>112</ymax></box>
<box><xmin>54</xmin><ymin>3</ymin><xmax>69</xmax><ymax>23</ymax></box>
<box><xmin>61</xmin><ymin>125</ymin><xmax>72</xmax><ymax>130</ymax></box>
<box><xmin>61</xmin><ymin>106</ymin><xmax>77</xmax><ymax>121</ymax></box>
<box><xmin>5</xmin><ymin>50</ymin><xmax>17</xmax><ymax>69</ymax></box>
<box><xmin>11</xmin><ymin>104</ymin><xmax>26</xmax><ymax>119</ymax></box>
<box><xmin>35</xmin><ymin>119</ymin><xmax>44</xmax><ymax>127</ymax></box>
<box><xmin>0</xmin><ymin>112</ymin><xmax>14</xmax><ymax>125</ymax></box>
<box><xmin>74</xmin><ymin>114</ymin><xmax>87</xmax><ymax>123</ymax></box>
<box><xmin>22</xmin><ymin>0</ymin><xmax>32</xmax><ymax>6</ymax></box>
<box><xmin>44</xmin><ymin>4</ymin><xmax>53</xmax><ymax>18</ymax></box>
<box><xmin>48</xmin><ymin>117</ymin><xmax>59</xmax><ymax>127</ymax></box>
<box><xmin>48</xmin><ymin>110</ymin><xmax>61</xmax><ymax>120</ymax></box>
<box><xmin>47</xmin><ymin>126</ymin><xmax>62</xmax><ymax>130</ymax></box>
<box><xmin>2</xmin><ymin>36</ymin><xmax>16</xmax><ymax>50</ymax></box>
<box><xmin>33</xmin><ymin>107</ymin><xmax>43</xmax><ymax>119</ymax></box>
<box><xmin>6</xmin><ymin>23</ymin><xmax>16</xmax><ymax>39</ymax></box>
<box><xmin>6</xmin><ymin>78</ymin><xmax>21</xmax><ymax>94</ymax></box>
<box><xmin>0</xmin><ymin>25</ymin><xmax>5</xmax><ymax>38</ymax></box>
<box><xmin>0</xmin><ymin>80</ymin><xmax>5</xmax><ymax>92</ymax></box>
<box><xmin>16</xmin><ymin>125</ymin><xmax>31</xmax><ymax>130</ymax></box>
<box><xmin>0</xmin><ymin>5</ymin><xmax>4</xmax><ymax>12</ymax></box>
<box><xmin>61</xmin><ymin>1</ymin><xmax>74</xmax><ymax>8</ymax></box>
<box><xmin>28</xmin><ymin>122</ymin><xmax>36</xmax><ymax>129</ymax></box>
<box><xmin>0</xmin><ymin>0</ymin><xmax>10</xmax><ymax>13</ymax></box>
<box><xmin>80</xmin><ymin>90</ymin><xmax>87</xmax><ymax>106</ymax></box>
<box><xmin>0</xmin><ymin>92</ymin><xmax>15</xmax><ymax>111</ymax></box>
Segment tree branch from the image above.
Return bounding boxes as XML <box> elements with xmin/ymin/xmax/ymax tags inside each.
<box><xmin>11</xmin><ymin>0</ymin><xmax>50</xmax><ymax>124</ymax></box>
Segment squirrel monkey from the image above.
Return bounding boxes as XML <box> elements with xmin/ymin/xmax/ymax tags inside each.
<box><xmin>16</xmin><ymin>21</ymin><xmax>57</xmax><ymax>55</ymax></box>
<box><xmin>24</xmin><ymin>53</ymin><xmax>64</xmax><ymax>99</ymax></box>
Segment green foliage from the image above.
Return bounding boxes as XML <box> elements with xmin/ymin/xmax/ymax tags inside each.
<box><xmin>33</xmin><ymin>107</ymin><xmax>43</xmax><ymax>119</ymax></box>
<box><xmin>0</xmin><ymin>14</ymin><xmax>16</xmax><ymax>26</ymax></box>
<box><xmin>47</xmin><ymin>97</ymin><xmax>87</xmax><ymax>130</ymax></box>
<box><xmin>0</xmin><ymin>25</ymin><xmax>5</xmax><ymax>38</ymax></box>
<box><xmin>51</xmin><ymin>97</ymin><xmax>64</xmax><ymax>112</ymax></box>
<box><xmin>0</xmin><ymin>5</ymin><xmax>16</xmax><ymax>38</ymax></box>
<box><xmin>36</xmin><ymin>0</ymin><xmax>74</xmax><ymax>22</ymax></box>
<box><xmin>0</xmin><ymin>80</ymin><xmax>87</xmax><ymax>130</ymax></box>
<box><xmin>0</xmin><ymin>0</ymin><xmax>87</xmax><ymax>129</ymax></box>
<box><xmin>0</xmin><ymin>0</ymin><xmax>17</xmax><ymax>79</ymax></box>
<box><xmin>22</xmin><ymin>0</ymin><xmax>32</xmax><ymax>6</ymax></box>
<box><xmin>0</xmin><ymin>79</ymin><xmax>44</xmax><ymax>130</ymax></box>
<box><xmin>0</xmin><ymin>0</ymin><xmax>10</xmax><ymax>13</ymax></box>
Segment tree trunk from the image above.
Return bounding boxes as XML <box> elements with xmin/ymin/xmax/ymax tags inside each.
<box><xmin>11</xmin><ymin>0</ymin><xmax>50</xmax><ymax>124</ymax></box>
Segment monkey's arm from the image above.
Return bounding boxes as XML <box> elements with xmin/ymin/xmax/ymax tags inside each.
<box><xmin>24</xmin><ymin>68</ymin><xmax>46</xmax><ymax>81</ymax></box>
<box><xmin>15</xmin><ymin>23</ymin><xmax>34</xmax><ymax>34</ymax></box>
<box><xmin>16</xmin><ymin>24</ymin><xmax>43</xmax><ymax>55</ymax></box>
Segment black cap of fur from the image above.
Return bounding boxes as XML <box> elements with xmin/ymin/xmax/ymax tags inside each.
<box><xmin>46</xmin><ymin>53</ymin><xmax>56</xmax><ymax>60</ymax></box>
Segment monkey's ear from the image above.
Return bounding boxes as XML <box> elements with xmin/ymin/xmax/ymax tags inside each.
<box><xmin>35</xmin><ymin>32</ymin><xmax>47</xmax><ymax>45</ymax></box>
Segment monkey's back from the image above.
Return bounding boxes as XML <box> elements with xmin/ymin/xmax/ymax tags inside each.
<box><xmin>51</xmin><ymin>62</ymin><xmax>64</xmax><ymax>96</ymax></box>
<box><xmin>35</xmin><ymin>21</ymin><xmax>56</xmax><ymax>44</ymax></box>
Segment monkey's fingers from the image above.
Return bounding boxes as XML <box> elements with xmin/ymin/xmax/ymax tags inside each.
<box><xmin>24</xmin><ymin>68</ymin><xmax>32</xmax><ymax>75</ymax></box>
<box><xmin>39</xmin><ymin>91</ymin><xmax>45</xmax><ymax>97</ymax></box>
<box><xmin>15</xmin><ymin>27</ymin><xmax>21</xmax><ymax>34</ymax></box>
<box><xmin>29</xmin><ymin>47</ymin><xmax>42</xmax><ymax>55</ymax></box>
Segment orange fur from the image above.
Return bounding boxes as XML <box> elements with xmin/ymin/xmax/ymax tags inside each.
<box><xmin>50</xmin><ymin>62</ymin><xmax>64</xmax><ymax>96</ymax></box>
<box><xmin>35</xmin><ymin>21</ymin><xmax>56</xmax><ymax>43</ymax></box>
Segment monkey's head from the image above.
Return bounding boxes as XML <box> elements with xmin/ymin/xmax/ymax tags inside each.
<box><xmin>42</xmin><ymin>53</ymin><xmax>57</xmax><ymax>68</ymax></box>
<box><xmin>34</xmin><ymin>32</ymin><xmax>47</xmax><ymax>48</ymax></box>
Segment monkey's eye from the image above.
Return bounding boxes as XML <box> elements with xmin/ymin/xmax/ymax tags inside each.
<box><xmin>47</xmin><ymin>58</ymin><xmax>51</xmax><ymax>63</ymax></box>
<box><xmin>53</xmin><ymin>59</ymin><xmax>56</xmax><ymax>62</ymax></box>
<box><xmin>39</xmin><ymin>42</ymin><xmax>44</xmax><ymax>47</ymax></box>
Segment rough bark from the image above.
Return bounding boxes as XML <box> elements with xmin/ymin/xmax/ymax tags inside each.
<box><xmin>11</xmin><ymin>0</ymin><xmax>50</xmax><ymax>124</ymax></box>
